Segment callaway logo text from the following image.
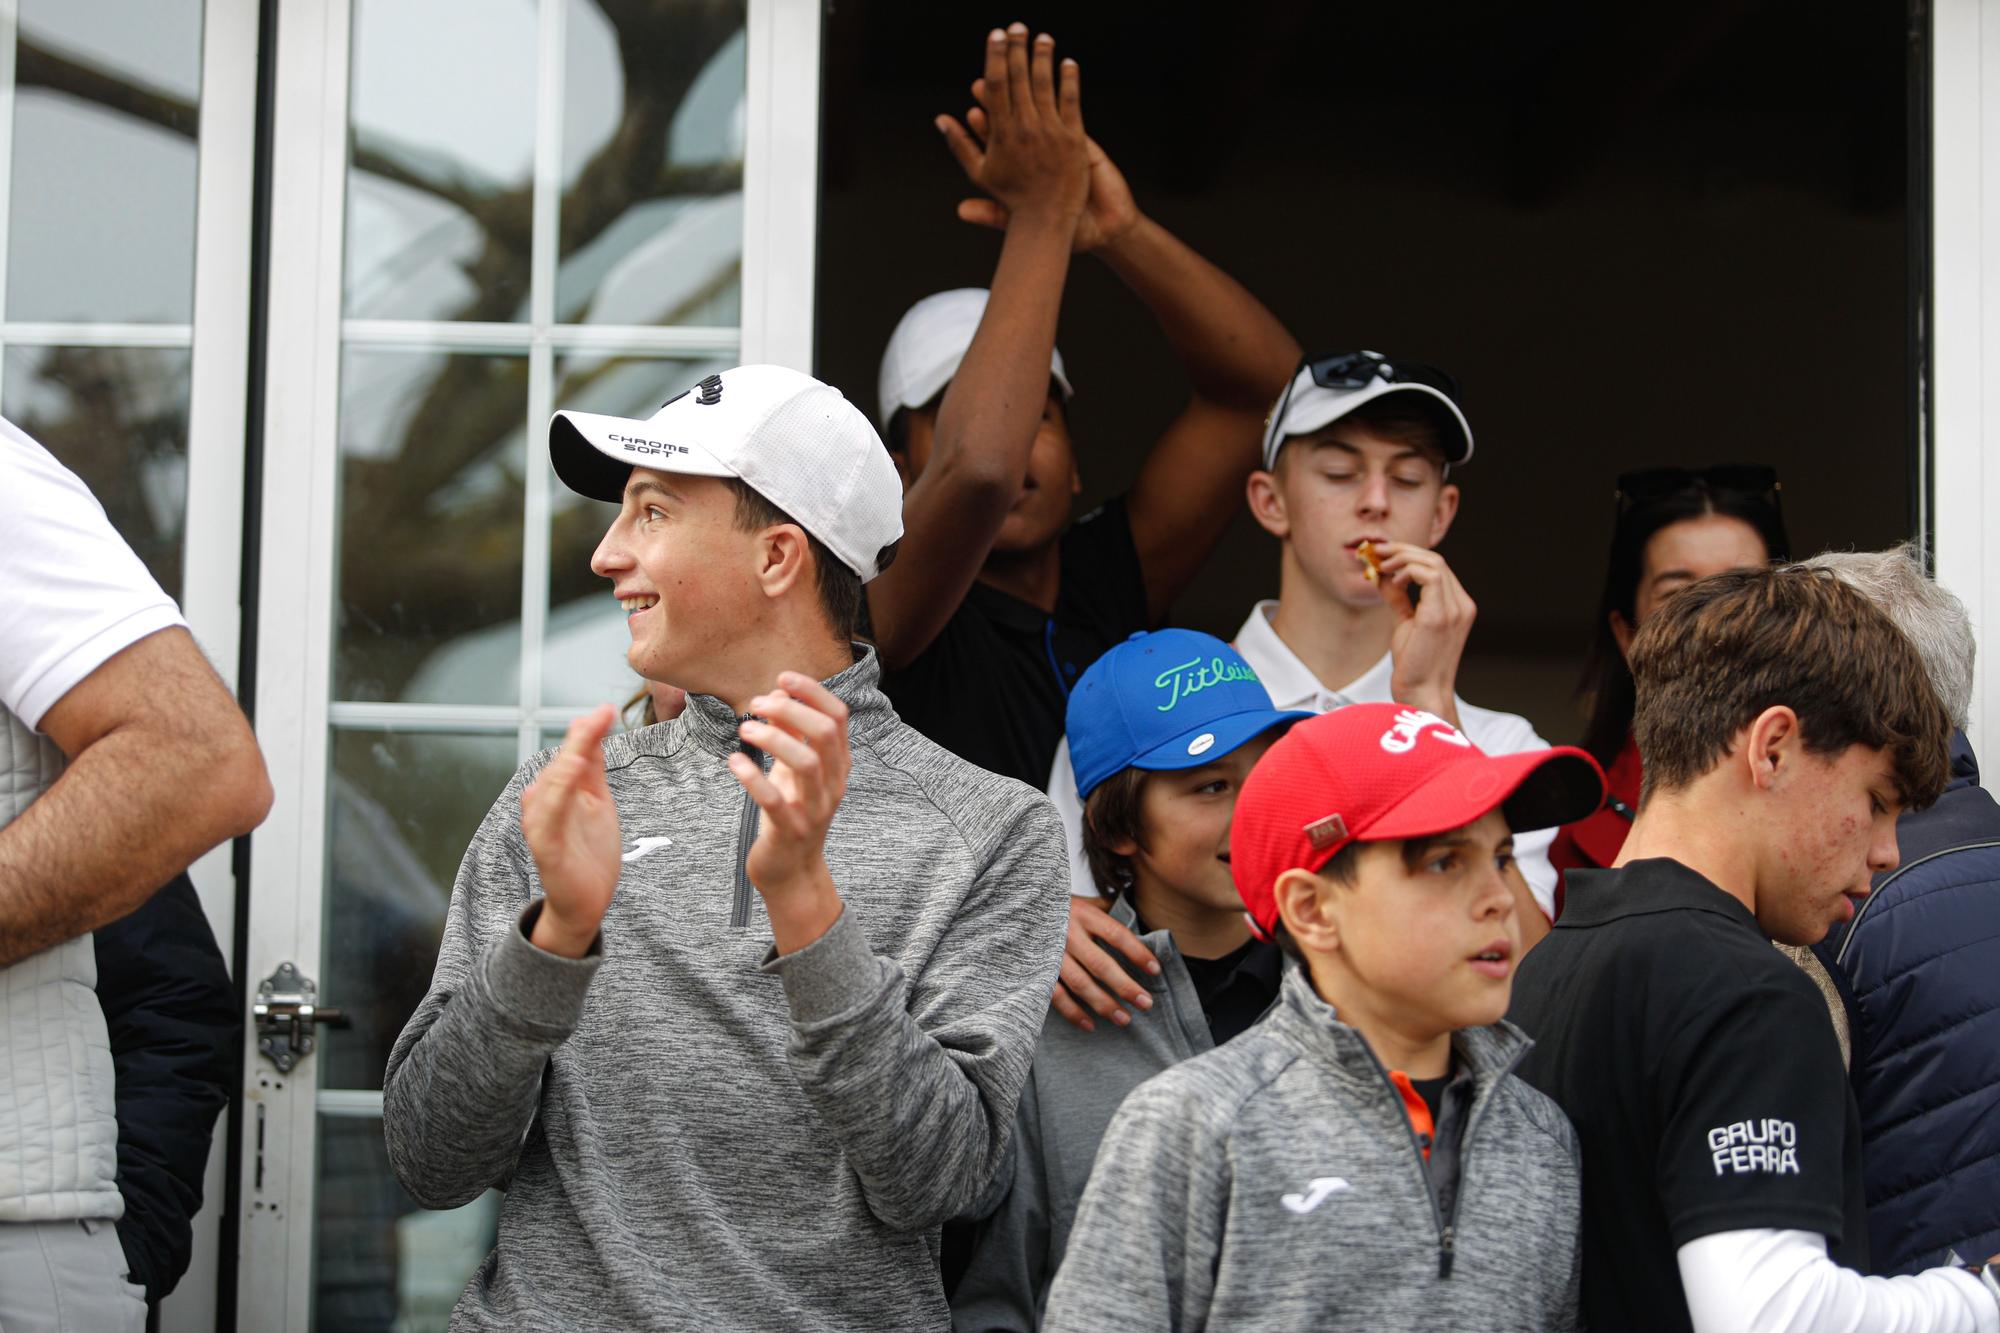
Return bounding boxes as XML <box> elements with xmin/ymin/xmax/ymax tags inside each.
<box><xmin>1380</xmin><ymin>708</ymin><xmax>1472</xmax><ymax>755</ymax></box>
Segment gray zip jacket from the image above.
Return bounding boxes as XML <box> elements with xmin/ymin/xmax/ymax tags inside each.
<box><xmin>953</xmin><ymin>899</ymin><xmax>1277</xmax><ymax>1331</ymax></box>
<box><xmin>381</xmin><ymin>649</ymin><xmax>1070</xmax><ymax>1331</ymax></box>
<box><xmin>1040</xmin><ymin>966</ymin><xmax>1583</xmax><ymax>1332</ymax></box>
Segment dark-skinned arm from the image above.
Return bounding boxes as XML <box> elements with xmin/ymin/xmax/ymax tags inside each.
<box><xmin>1111</xmin><ymin>221</ymin><xmax>1300</xmax><ymax>620</ymax></box>
<box><xmin>0</xmin><ymin>626</ymin><xmax>272</xmax><ymax>965</ymax></box>
<box><xmin>867</xmin><ymin>24</ymin><xmax>1089</xmax><ymax>671</ymax></box>
<box><xmin>955</xmin><ymin>114</ymin><xmax>1299</xmax><ymax>623</ymax></box>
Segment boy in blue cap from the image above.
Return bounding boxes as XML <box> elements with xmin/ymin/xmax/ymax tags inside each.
<box><xmin>951</xmin><ymin>629</ymin><xmax>1307</xmax><ymax>1331</ymax></box>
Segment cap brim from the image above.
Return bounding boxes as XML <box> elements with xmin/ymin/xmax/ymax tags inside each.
<box><xmin>1265</xmin><ymin>379</ymin><xmax>1474</xmax><ymax>469</ymax></box>
<box><xmin>1127</xmin><ymin>708</ymin><xmax>1314</xmax><ymax>776</ymax></box>
<box><xmin>549</xmin><ymin>409</ymin><xmax>735</xmax><ymax>503</ymax></box>
<box><xmin>1360</xmin><ymin>746</ymin><xmax>1607</xmax><ymax>845</ymax></box>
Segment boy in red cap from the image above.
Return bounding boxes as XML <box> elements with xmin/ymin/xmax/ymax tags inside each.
<box><xmin>1039</xmin><ymin>702</ymin><xmax>1604</xmax><ymax>1332</ymax></box>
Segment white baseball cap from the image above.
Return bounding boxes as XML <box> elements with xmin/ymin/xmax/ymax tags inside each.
<box><xmin>549</xmin><ymin>364</ymin><xmax>905</xmax><ymax>582</ymax></box>
<box><xmin>877</xmin><ymin>288</ymin><xmax>1075</xmax><ymax>428</ymax></box>
<box><xmin>1260</xmin><ymin>351</ymin><xmax>1474</xmax><ymax>471</ymax></box>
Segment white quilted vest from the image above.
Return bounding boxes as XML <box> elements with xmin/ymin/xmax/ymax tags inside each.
<box><xmin>0</xmin><ymin>704</ymin><xmax>122</xmax><ymax>1221</ymax></box>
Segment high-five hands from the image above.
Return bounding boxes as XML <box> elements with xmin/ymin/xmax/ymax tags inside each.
<box><xmin>936</xmin><ymin>25</ymin><xmax>1111</xmax><ymax>245</ymax></box>
<box><xmin>939</xmin><ymin>24</ymin><xmax>1139</xmax><ymax>253</ymax></box>
<box><xmin>731</xmin><ymin>673</ymin><xmax>851</xmax><ymax>954</ymax></box>
<box><xmin>522</xmin><ymin>704</ymin><xmax>621</xmax><ymax>958</ymax></box>
<box><xmin>1371</xmin><ymin>542</ymin><xmax>1476</xmax><ymax>728</ymax></box>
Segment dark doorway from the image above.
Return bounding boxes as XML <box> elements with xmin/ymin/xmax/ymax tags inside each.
<box><xmin>816</xmin><ymin>0</ymin><xmax>1914</xmax><ymax>744</ymax></box>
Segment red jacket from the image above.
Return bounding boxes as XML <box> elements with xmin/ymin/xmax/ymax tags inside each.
<box><xmin>1548</xmin><ymin>734</ymin><xmax>1640</xmax><ymax>917</ymax></box>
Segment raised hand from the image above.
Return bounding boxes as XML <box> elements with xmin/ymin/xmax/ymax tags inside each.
<box><xmin>730</xmin><ymin>672</ymin><xmax>852</xmax><ymax>952</ymax></box>
<box><xmin>935</xmin><ymin>24</ymin><xmax>1089</xmax><ymax>234</ymax></box>
<box><xmin>955</xmin><ymin>113</ymin><xmax>1139</xmax><ymax>253</ymax></box>
<box><xmin>1373</xmin><ymin>542</ymin><xmax>1477</xmax><ymax>729</ymax></box>
<box><xmin>521</xmin><ymin>704</ymin><xmax>621</xmax><ymax>958</ymax></box>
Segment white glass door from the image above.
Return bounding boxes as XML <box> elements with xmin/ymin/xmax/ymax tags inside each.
<box><xmin>239</xmin><ymin>1</ymin><xmax>820</xmax><ymax>1327</ymax></box>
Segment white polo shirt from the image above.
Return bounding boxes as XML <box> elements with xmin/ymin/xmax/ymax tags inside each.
<box><xmin>1048</xmin><ymin>600</ymin><xmax>1562</xmax><ymax>918</ymax></box>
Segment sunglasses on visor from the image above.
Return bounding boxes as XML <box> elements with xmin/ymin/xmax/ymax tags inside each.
<box><xmin>1265</xmin><ymin>350</ymin><xmax>1463</xmax><ymax>455</ymax></box>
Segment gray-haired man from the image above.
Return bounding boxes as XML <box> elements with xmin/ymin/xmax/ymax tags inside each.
<box><xmin>1806</xmin><ymin>544</ymin><xmax>2000</xmax><ymax>1280</ymax></box>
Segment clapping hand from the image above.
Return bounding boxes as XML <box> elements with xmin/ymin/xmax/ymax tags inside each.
<box><xmin>521</xmin><ymin>705</ymin><xmax>621</xmax><ymax>958</ymax></box>
<box><xmin>731</xmin><ymin>673</ymin><xmax>852</xmax><ymax>952</ymax></box>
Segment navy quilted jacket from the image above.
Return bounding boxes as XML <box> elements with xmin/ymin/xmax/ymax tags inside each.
<box><xmin>1818</xmin><ymin>730</ymin><xmax>2000</xmax><ymax>1275</ymax></box>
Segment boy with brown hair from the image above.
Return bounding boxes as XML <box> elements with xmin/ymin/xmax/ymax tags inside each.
<box><xmin>950</xmin><ymin>629</ymin><xmax>1306</xmax><ymax>1330</ymax></box>
<box><xmin>1039</xmin><ymin>702</ymin><xmax>1605</xmax><ymax>1331</ymax></box>
<box><xmin>1510</xmin><ymin>565</ymin><xmax>2000</xmax><ymax>1332</ymax></box>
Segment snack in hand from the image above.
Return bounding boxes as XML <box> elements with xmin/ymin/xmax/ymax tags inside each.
<box><xmin>1356</xmin><ymin>540</ymin><xmax>1383</xmax><ymax>587</ymax></box>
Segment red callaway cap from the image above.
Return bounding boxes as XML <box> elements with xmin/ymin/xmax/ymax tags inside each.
<box><xmin>1230</xmin><ymin>702</ymin><xmax>1607</xmax><ymax>938</ymax></box>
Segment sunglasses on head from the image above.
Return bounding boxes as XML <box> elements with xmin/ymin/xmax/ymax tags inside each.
<box><xmin>1614</xmin><ymin>464</ymin><xmax>1782</xmax><ymax>513</ymax></box>
<box><xmin>1267</xmin><ymin>351</ymin><xmax>1462</xmax><ymax>452</ymax></box>
<box><xmin>1298</xmin><ymin>349</ymin><xmax>1460</xmax><ymax>398</ymax></box>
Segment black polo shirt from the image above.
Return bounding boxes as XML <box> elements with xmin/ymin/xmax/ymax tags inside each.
<box><xmin>1163</xmin><ymin>931</ymin><xmax>1283</xmax><ymax>1047</ymax></box>
<box><xmin>1509</xmin><ymin>858</ymin><xmax>1866</xmax><ymax>1333</ymax></box>
<box><xmin>880</xmin><ymin>498</ymin><xmax>1149</xmax><ymax>786</ymax></box>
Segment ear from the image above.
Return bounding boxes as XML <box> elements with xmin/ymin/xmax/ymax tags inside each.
<box><xmin>756</xmin><ymin>524</ymin><xmax>815</xmax><ymax>602</ymax></box>
<box><xmin>1247</xmin><ymin>469</ymin><xmax>1290</xmax><ymax>540</ymax></box>
<box><xmin>1427</xmin><ymin>480</ymin><xmax>1460</xmax><ymax>547</ymax></box>
<box><xmin>1274</xmin><ymin>866</ymin><xmax>1341</xmax><ymax>954</ymax></box>
<box><xmin>890</xmin><ymin>449</ymin><xmax>914</xmax><ymax>495</ymax></box>
<box><xmin>1609</xmin><ymin>609</ymin><xmax>1635</xmax><ymax>661</ymax></box>
<box><xmin>1743</xmin><ymin>705</ymin><xmax>1801</xmax><ymax>792</ymax></box>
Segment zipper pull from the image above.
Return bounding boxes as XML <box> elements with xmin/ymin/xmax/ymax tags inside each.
<box><xmin>1439</xmin><ymin>1224</ymin><xmax>1455</xmax><ymax>1279</ymax></box>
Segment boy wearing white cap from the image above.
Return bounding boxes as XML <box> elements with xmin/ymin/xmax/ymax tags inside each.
<box><xmin>1048</xmin><ymin>350</ymin><xmax>1572</xmax><ymax>1031</ymax></box>
<box><xmin>383</xmin><ymin>364</ymin><xmax>1070</xmax><ymax>1330</ymax></box>
<box><xmin>867</xmin><ymin>23</ymin><xmax>1297</xmax><ymax>789</ymax></box>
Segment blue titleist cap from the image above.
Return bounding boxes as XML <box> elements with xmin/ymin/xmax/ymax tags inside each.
<box><xmin>1067</xmin><ymin>629</ymin><xmax>1312</xmax><ymax>800</ymax></box>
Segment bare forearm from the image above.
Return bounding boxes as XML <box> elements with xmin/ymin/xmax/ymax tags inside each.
<box><xmin>1097</xmin><ymin>214</ymin><xmax>1298</xmax><ymax>408</ymax></box>
<box><xmin>0</xmin><ymin>726</ymin><xmax>268</xmax><ymax>964</ymax></box>
<box><xmin>929</xmin><ymin>204</ymin><xmax>1081</xmax><ymax>488</ymax></box>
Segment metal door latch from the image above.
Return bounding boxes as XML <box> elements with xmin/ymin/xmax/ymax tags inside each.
<box><xmin>253</xmin><ymin>961</ymin><xmax>348</xmax><ymax>1073</ymax></box>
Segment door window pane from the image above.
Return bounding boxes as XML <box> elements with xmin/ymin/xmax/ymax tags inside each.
<box><xmin>2</xmin><ymin>344</ymin><xmax>192</xmax><ymax>599</ymax></box>
<box><xmin>556</xmin><ymin>0</ymin><xmax>745</xmax><ymax>326</ymax></box>
<box><xmin>322</xmin><ymin>728</ymin><xmax>519</xmax><ymax>1092</ymax></box>
<box><xmin>334</xmin><ymin>350</ymin><xmax>527</xmax><ymax>704</ymax></box>
<box><xmin>344</xmin><ymin>0</ymin><xmax>536</xmax><ymax>321</ymax></box>
<box><xmin>316</xmin><ymin>1111</ymin><xmax>500</xmax><ymax>1333</ymax></box>
<box><xmin>6</xmin><ymin>0</ymin><xmax>202</xmax><ymax>323</ymax></box>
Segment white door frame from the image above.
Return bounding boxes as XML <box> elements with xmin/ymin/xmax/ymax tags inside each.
<box><xmin>164</xmin><ymin>7</ymin><xmax>264</xmax><ymax>1328</ymax></box>
<box><xmin>1931</xmin><ymin>0</ymin><xmax>2000</xmax><ymax>764</ymax></box>
<box><xmin>236</xmin><ymin>1</ymin><xmax>822</xmax><ymax>1325</ymax></box>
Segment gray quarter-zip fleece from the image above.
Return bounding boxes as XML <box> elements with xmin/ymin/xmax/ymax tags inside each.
<box><xmin>952</xmin><ymin>898</ymin><xmax>1280</xmax><ymax>1331</ymax></box>
<box><xmin>1040</xmin><ymin>966</ymin><xmax>1583</xmax><ymax>1333</ymax></box>
<box><xmin>381</xmin><ymin>648</ymin><xmax>1070</xmax><ymax>1331</ymax></box>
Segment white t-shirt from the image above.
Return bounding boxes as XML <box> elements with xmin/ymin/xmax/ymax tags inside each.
<box><xmin>1</xmin><ymin>416</ymin><xmax>186</xmax><ymax>732</ymax></box>
<box><xmin>1049</xmin><ymin>600</ymin><xmax>1562</xmax><ymax>916</ymax></box>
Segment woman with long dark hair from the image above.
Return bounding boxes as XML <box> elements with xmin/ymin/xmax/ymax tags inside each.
<box><xmin>1550</xmin><ymin>465</ymin><xmax>1789</xmax><ymax>888</ymax></box>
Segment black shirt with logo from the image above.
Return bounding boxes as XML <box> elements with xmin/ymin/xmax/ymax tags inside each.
<box><xmin>1508</xmin><ymin>858</ymin><xmax>1866</xmax><ymax>1333</ymax></box>
<box><xmin>879</xmin><ymin>498</ymin><xmax>1150</xmax><ymax>787</ymax></box>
